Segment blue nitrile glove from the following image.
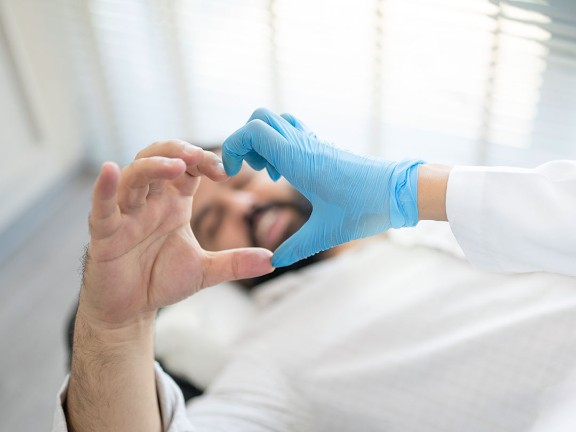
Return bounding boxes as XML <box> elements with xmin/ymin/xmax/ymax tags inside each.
<box><xmin>222</xmin><ymin>108</ymin><xmax>424</xmax><ymax>268</ymax></box>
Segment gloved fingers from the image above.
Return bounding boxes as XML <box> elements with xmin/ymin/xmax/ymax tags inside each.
<box><xmin>248</xmin><ymin>108</ymin><xmax>317</xmax><ymax>140</ymax></box>
<box><xmin>248</xmin><ymin>107</ymin><xmax>294</xmax><ymax>138</ymax></box>
<box><xmin>244</xmin><ymin>150</ymin><xmax>268</xmax><ymax>171</ymax></box>
<box><xmin>243</xmin><ymin>151</ymin><xmax>281</xmax><ymax>181</ymax></box>
<box><xmin>271</xmin><ymin>216</ymin><xmax>320</xmax><ymax>267</ymax></box>
<box><xmin>265</xmin><ymin>164</ymin><xmax>281</xmax><ymax>182</ymax></box>
<box><xmin>222</xmin><ymin>119</ymin><xmax>287</xmax><ymax>176</ymax></box>
<box><xmin>280</xmin><ymin>113</ymin><xmax>316</xmax><ymax>138</ymax></box>
<box><xmin>241</xmin><ymin>109</ymin><xmax>307</xmax><ymax>182</ymax></box>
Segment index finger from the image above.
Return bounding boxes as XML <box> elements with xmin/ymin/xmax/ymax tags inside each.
<box><xmin>185</xmin><ymin>149</ymin><xmax>228</xmax><ymax>182</ymax></box>
<box><xmin>90</xmin><ymin>162</ymin><xmax>121</xmax><ymax>239</ymax></box>
<box><xmin>222</xmin><ymin>119</ymin><xmax>287</xmax><ymax>177</ymax></box>
<box><xmin>135</xmin><ymin>140</ymin><xmax>203</xmax><ymax>163</ymax></box>
<box><xmin>137</xmin><ymin>140</ymin><xmax>228</xmax><ymax>181</ymax></box>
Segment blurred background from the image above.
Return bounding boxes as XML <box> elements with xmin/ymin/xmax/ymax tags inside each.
<box><xmin>0</xmin><ymin>0</ymin><xmax>575</xmax><ymax>429</ymax></box>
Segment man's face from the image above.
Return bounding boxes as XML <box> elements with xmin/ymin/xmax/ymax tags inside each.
<box><xmin>192</xmin><ymin>160</ymin><xmax>311</xmax><ymax>253</ymax></box>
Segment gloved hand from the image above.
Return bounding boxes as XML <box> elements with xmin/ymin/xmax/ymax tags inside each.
<box><xmin>222</xmin><ymin>108</ymin><xmax>424</xmax><ymax>267</ymax></box>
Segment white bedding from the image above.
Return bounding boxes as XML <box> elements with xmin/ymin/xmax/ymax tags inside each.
<box><xmin>154</xmin><ymin>224</ymin><xmax>576</xmax><ymax>431</ymax></box>
<box><xmin>155</xmin><ymin>282</ymin><xmax>257</xmax><ymax>389</ymax></box>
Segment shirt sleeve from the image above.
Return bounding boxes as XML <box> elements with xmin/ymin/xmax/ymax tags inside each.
<box><xmin>51</xmin><ymin>362</ymin><xmax>195</xmax><ymax>432</ymax></box>
<box><xmin>184</xmin><ymin>353</ymin><xmax>311</xmax><ymax>432</ymax></box>
<box><xmin>446</xmin><ymin>160</ymin><xmax>576</xmax><ymax>276</ymax></box>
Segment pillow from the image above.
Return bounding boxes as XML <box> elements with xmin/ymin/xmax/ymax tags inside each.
<box><xmin>155</xmin><ymin>282</ymin><xmax>257</xmax><ymax>390</ymax></box>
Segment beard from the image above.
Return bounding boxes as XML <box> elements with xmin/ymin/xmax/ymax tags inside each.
<box><xmin>240</xmin><ymin>191</ymin><xmax>328</xmax><ymax>290</ymax></box>
<box><xmin>241</xmin><ymin>250</ymin><xmax>327</xmax><ymax>289</ymax></box>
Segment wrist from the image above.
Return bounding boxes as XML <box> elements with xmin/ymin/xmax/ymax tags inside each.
<box><xmin>74</xmin><ymin>303</ymin><xmax>156</xmax><ymax>347</ymax></box>
<box><xmin>417</xmin><ymin>163</ymin><xmax>452</xmax><ymax>221</ymax></box>
<box><xmin>79</xmin><ymin>256</ymin><xmax>158</xmax><ymax>331</ymax></box>
<box><xmin>68</xmin><ymin>304</ymin><xmax>159</xmax><ymax>432</ymax></box>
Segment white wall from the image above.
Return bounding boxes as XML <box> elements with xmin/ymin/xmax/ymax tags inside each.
<box><xmin>0</xmin><ymin>0</ymin><xmax>83</xmax><ymax>236</ymax></box>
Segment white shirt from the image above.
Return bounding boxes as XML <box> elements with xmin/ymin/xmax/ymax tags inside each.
<box><xmin>52</xmin><ymin>161</ymin><xmax>576</xmax><ymax>431</ymax></box>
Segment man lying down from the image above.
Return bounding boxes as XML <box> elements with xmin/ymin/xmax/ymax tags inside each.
<box><xmin>57</xmin><ymin>113</ymin><xmax>576</xmax><ymax>432</ymax></box>
<box><xmin>154</xmin><ymin>139</ymin><xmax>576</xmax><ymax>419</ymax></box>
<box><xmin>156</xmin><ymin>148</ymin><xmax>576</xmax><ymax>432</ymax></box>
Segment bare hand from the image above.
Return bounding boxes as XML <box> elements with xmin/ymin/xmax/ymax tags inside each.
<box><xmin>80</xmin><ymin>140</ymin><xmax>273</xmax><ymax>328</ymax></box>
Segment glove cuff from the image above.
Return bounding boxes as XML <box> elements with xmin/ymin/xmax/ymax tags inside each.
<box><xmin>389</xmin><ymin>160</ymin><xmax>425</xmax><ymax>228</ymax></box>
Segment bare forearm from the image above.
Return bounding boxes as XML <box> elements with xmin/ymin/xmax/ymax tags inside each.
<box><xmin>417</xmin><ymin>164</ymin><xmax>452</xmax><ymax>222</ymax></box>
<box><xmin>66</xmin><ymin>307</ymin><xmax>161</xmax><ymax>432</ymax></box>
<box><xmin>63</xmin><ymin>141</ymin><xmax>273</xmax><ymax>431</ymax></box>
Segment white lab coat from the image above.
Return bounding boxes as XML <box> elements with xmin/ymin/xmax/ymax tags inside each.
<box><xmin>447</xmin><ymin>161</ymin><xmax>576</xmax><ymax>277</ymax></box>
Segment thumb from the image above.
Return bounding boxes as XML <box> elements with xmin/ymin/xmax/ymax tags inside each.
<box><xmin>272</xmin><ymin>217</ymin><xmax>320</xmax><ymax>268</ymax></box>
<box><xmin>203</xmin><ymin>248</ymin><xmax>274</xmax><ymax>287</ymax></box>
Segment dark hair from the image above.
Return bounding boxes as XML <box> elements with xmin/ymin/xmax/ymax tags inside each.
<box><xmin>240</xmin><ymin>251</ymin><xmax>326</xmax><ymax>290</ymax></box>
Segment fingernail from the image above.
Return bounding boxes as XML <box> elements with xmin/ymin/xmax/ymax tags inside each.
<box><xmin>215</xmin><ymin>161</ymin><xmax>226</xmax><ymax>175</ymax></box>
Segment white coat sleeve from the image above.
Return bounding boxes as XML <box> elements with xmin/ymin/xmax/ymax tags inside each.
<box><xmin>446</xmin><ymin>160</ymin><xmax>576</xmax><ymax>276</ymax></box>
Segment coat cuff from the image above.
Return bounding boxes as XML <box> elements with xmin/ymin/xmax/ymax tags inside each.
<box><xmin>446</xmin><ymin>166</ymin><xmax>502</xmax><ymax>272</ymax></box>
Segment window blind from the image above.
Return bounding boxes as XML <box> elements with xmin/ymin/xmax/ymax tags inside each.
<box><xmin>60</xmin><ymin>0</ymin><xmax>576</xmax><ymax>166</ymax></box>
